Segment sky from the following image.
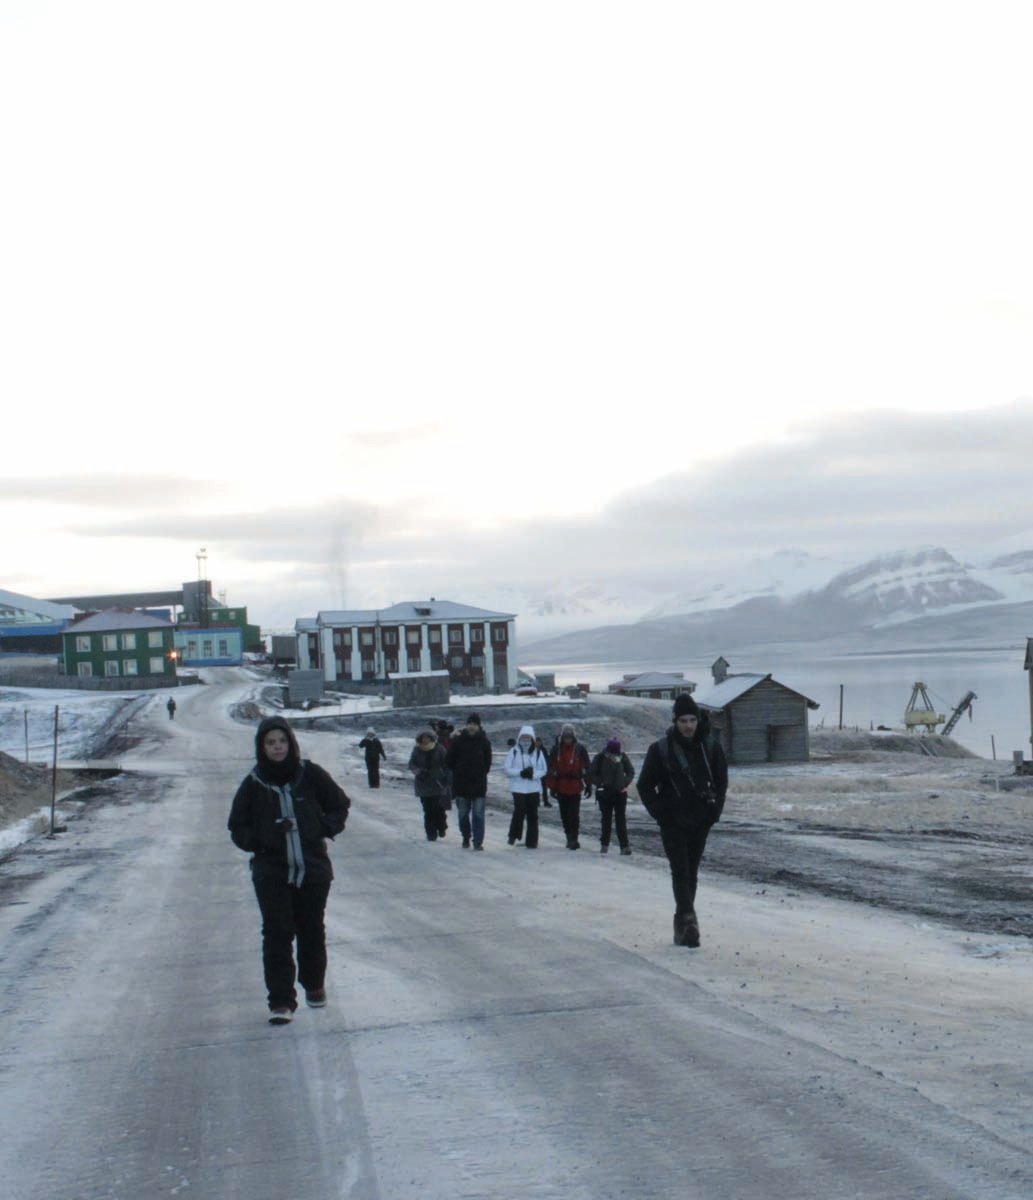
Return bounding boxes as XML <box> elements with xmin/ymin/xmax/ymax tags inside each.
<box><xmin>3</xmin><ymin>1</ymin><xmax>1033</xmax><ymax>633</ymax></box>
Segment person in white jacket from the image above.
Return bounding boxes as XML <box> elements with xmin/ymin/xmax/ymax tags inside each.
<box><xmin>504</xmin><ymin>723</ymin><xmax>548</xmax><ymax>849</ymax></box>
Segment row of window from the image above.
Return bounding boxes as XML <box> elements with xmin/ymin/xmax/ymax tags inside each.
<box><xmin>330</xmin><ymin>626</ymin><xmax>505</xmax><ymax>649</ymax></box>
<box><xmin>75</xmin><ymin>631</ymin><xmax>167</xmax><ymax>653</ymax></box>
<box><xmin>182</xmin><ymin>640</ymin><xmax>231</xmax><ymax>658</ymax></box>
<box><xmin>78</xmin><ymin>658</ymin><xmax>168</xmax><ymax>677</ymax></box>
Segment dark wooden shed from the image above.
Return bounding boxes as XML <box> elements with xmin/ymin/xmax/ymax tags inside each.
<box><xmin>691</xmin><ymin>659</ymin><xmax>819</xmax><ymax>764</ymax></box>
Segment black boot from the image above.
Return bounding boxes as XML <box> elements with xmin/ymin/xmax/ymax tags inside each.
<box><xmin>673</xmin><ymin>910</ymin><xmax>701</xmax><ymax>948</ymax></box>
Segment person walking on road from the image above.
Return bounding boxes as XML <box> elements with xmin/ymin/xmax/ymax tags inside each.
<box><xmin>504</xmin><ymin>724</ymin><xmax>548</xmax><ymax>848</ymax></box>
<box><xmin>166</xmin><ymin>696</ymin><xmax>176</xmax><ymax>720</ymax></box>
<box><xmin>590</xmin><ymin>738</ymin><xmax>636</xmax><ymax>855</ymax></box>
<box><xmin>358</xmin><ymin>728</ymin><xmax>386</xmax><ymax>788</ymax></box>
<box><xmin>446</xmin><ymin>713</ymin><xmax>492</xmax><ymax>849</ymax></box>
<box><xmin>408</xmin><ymin>729</ymin><xmax>450</xmax><ymax>841</ymax></box>
<box><xmin>228</xmin><ymin>716</ymin><xmax>350</xmax><ymax>1024</ymax></box>
<box><xmin>547</xmin><ymin>724</ymin><xmax>592</xmax><ymax>849</ymax></box>
<box><xmin>636</xmin><ymin>694</ymin><xmax>728</xmax><ymax>948</ymax></box>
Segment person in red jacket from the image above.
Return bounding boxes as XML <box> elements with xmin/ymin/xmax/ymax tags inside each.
<box><xmin>546</xmin><ymin>724</ymin><xmax>592</xmax><ymax>849</ymax></box>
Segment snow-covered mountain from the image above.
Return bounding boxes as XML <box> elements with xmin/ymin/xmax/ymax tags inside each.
<box><xmin>517</xmin><ymin>545</ymin><xmax>1033</xmax><ymax>661</ymax></box>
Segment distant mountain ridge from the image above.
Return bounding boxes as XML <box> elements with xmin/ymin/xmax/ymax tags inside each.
<box><xmin>517</xmin><ymin>545</ymin><xmax>1033</xmax><ymax>662</ymax></box>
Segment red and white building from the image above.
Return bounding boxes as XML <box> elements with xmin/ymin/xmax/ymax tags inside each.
<box><xmin>295</xmin><ymin>599</ymin><xmax>517</xmax><ymax>690</ymax></box>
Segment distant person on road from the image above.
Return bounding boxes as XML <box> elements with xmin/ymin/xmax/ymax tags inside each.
<box><xmin>546</xmin><ymin>724</ymin><xmax>592</xmax><ymax>849</ymax></box>
<box><xmin>446</xmin><ymin>713</ymin><xmax>493</xmax><ymax>849</ymax></box>
<box><xmin>504</xmin><ymin>724</ymin><xmax>548</xmax><ymax>848</ymax></box>
<box><xmin>358</xmin><ymin>728</ymin><xmax>386</xmax><ymax>788</ymax></box>
<box><xmin>228</xmin><ymin>716</ymin><xmax>350</xmax><ymax>1024</ymax></box>
<box><xmin>408</xmin><ymin>729</ymin><xmax>450</xmax><ymax>841</ymax></box>
<box><xmin>590</xmin><ymin>738</ymin><xmax>636</xmax><ymax>855</ymax></box>
<box><xmin>636</xmin><ymin>694</ymin><xmax>728</xmax><ymax>948</ymax></box>
<box><xmin>166</xmin><ymin>696</ymin><xmax>176</xmax><ymax>720</ymax></box>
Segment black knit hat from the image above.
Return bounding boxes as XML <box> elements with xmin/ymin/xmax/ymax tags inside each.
<box><xmin>466</xmin><ymin>713</ymin><xmax>482</xmax><ymax>726</ymax></box>
<box><xmin>673</xmin><ymin>693</ymin><xmax>700</xmax><ymax>719</ymax></box>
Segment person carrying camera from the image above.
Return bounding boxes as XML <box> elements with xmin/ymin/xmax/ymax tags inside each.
<box><xmin>504</xmin><ymin>724</ymin><xmax>548</xmax><ymax>849</ymax></box>
<box><xmin>636</xmin><ymin>694</ymin><xmax>727</xmax><ymax>948</ymax></box>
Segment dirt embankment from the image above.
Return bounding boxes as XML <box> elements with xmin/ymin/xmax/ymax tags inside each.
<box><xmin>0</xmin><ymin>752</ymin><xmax>84</xmax><ymax>832</ymax></box>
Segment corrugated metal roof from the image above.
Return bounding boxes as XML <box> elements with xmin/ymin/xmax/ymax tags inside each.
<box><xmin>613</xmin><ymin>671</ymin><xmax>696</xmax><ymax>691</ymax></box>
<box><xmin>315</xmin><ymin>600</ymin><xmax>515</xmax><ymax>625</ymax></box>
<box><xmin>693</xmin><ymin>673</ymin><xmax>819</xmax><ymax>709</ymax></box>
<box><xmin>67</xmin><ymin>608</ymin><xmax>173</xmax><ymax>632</ymax></box>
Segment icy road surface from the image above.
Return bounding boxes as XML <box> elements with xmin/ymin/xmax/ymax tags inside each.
<box><xmin>1</xmin><ymin>671</ymin><xmax>1032</xmax><ymax>1199</ymax></box>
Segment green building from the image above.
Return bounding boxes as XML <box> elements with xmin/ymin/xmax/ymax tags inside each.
<box><xmin>62</xmin><ymin>609</ymin><xmax>176</xmax><ymax>680</ymax></box>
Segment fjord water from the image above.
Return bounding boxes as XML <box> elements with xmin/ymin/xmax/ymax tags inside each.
<box><xmin>528</xmin><ymin>645</ymin><xmax>1033</xmax><ymax>760</ymax></box>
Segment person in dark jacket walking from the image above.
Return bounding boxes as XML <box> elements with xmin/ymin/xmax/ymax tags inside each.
<box><xmin>358</xmin><ymin>727</ymin><xmax>386</xmax><ymax>788</ymax></box>
<box><xmin>636</xmin><ymin>694</ymin><xmax>728</xmax><ymax>948</ymax></box>
<box><xmin>228</xmin><ymin>716</ymin><xmax>350</xmax><ymax>1023</ymax></box>
<box><xmin>408</xmin><ymin>729</ymin><xmax>450</xmax><ymax>841</ymax></box>
<box><xmin>166</xmin><ymin>696</ymin><xmax>176</xmax><ymax>720</ymax></box>
<box><xmin>446</xmin><ymin>713</ymin><xmax>492</xmax><ymax>849</ymax></box>
<box><xmin>589</xmin><ymin>738</ymin><xmax>636</xmax><ymax>855</ymax></box>
<box><xmin>547</xmin><ymin>724</ymin><xmax>592</xmax><ymax>849</ymax></box>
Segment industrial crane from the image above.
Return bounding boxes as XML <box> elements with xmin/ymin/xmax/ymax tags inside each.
<box><xmin>941</xmin><ymin>690</ymin><xmax>977</xmax><ymax>737</ymax></box>
<box><xmin>904</xmin><ymin>683</ymin><xmax>944</xmax><ymax>733</ymax></box>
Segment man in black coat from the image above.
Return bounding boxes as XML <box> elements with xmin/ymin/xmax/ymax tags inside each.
<box><xmin>636</xmin><ymin>694</ymin><xmax>728</xmax><ymax>948</ymax></box>
<box><xmin>446</xmin><ymin>713</ymin><xmax>493</xmax><ymax>849</ymax></box>
<box><xmin>358</xmin><ymin>728</ymin><xmax>386</xmax><ymax>788</ymax></box>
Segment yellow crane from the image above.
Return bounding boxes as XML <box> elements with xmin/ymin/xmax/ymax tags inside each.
<box><xmin>904</xmin><ymin>682</ymin><xmax>944</xmax><ymax>733</ymax></box>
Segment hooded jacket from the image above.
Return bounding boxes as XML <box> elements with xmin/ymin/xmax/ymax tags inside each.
<box><xmin>408</xmin><ymin>738</ymin><xmax>450</xmax><ymax>797</ymax></box>
<box><xmin>546</xmin><ymin>731</ymin><xmax>590</xmax><ymax>797</ymax></box>
<box><xmin>228</xmin><ymin>716</ymin><xmax>350</xmax><ymax>884</ymax></box>
<box><xmin>636</xmin><ymin>711</ymin><xmax>728</xmax><ymax>830</ymax></box>
<box><xmin>504</xmin><ymin>724</ymin><xmax>548</xmax><ymax>794</ymax></box>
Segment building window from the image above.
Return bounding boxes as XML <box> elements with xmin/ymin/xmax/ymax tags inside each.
<box><xmin>104</xmin><ymin>661</ymin><xmax>120</xmax><ymax>677</ymax></box>
<box><xmin>188</xmin><ymin>641</ymin><xmax>198</xmax><ymax>657</ymax></box>
<box><xmin>385</xmin><ymin>656</ymin><xmax>398</xmax><ymax>673</ymax></box>
<box><xmin>493</xmin><ymin>627</ymin><xmax>506</xmax><ymax>643</ymax></box>
<box><xmin>343</xmin><ymin>631</ymin><xmax>352</xmax><ymax>647</ymax></box>
<box><xmin>450</xmin><ymin>654</ymin><xmax>464</xmax><ymax>668</ymax></box>
<box><xmin>76</xmin><ymin>635</ymin><xmax>90</xmax><ymax>652</ymax></box>
<box><xmin>361</xmin><ymin>632</ymin><xmax>374</xmax><ymax>647</ymax></box>
<box><xmin>471</xmin><ymin>627</ymin><xmax>483</xmax><ymax>643</ymax></box>
<box><xmin>406</xmin><ymin>630</ymin><xmax>420</xmax><ymax>645</ymax></box>
<box><xmin>150</xmin><ymin>657</ymin><xmax>165</xmax><ymax>673</ymax></box>
<box><xmin>78</xmin><ymin>662</ymin><xmax>93</xmax><ymax>678</ymax></box>
<box><xmin>449</xmin><ymin>629</ymin><xmax>463</xmax><ymax>644</ymax></box>
<box><xmin>219</xmin><ymin>639</ymin><xmax>228</xmax><ymax>656</ymax></box>
<box><xmin>148</xmin><ymin>631</ymin><xmax>163</xmax><ymax>648</ymax></box>
<box><xmin>203</xmin><ymin>640</ymin><xmax>213</xmax><ymax>657</ymax></box>
<box><xmin>102</xmin><ymin>634</ymin><xmax>118</xmax><ymax>651</ymax></box>
<box><xmin>407</xmin><ymin>655</ymin><xmax>421</xmax><ymax>671</ymax></box>
<box><xmin>383</xmin><ymin>630</ymin><xmax>398</xmax><ymax>646</ymax></box>
<box><xmin>471</xmin><ymin>655</ymin><xmax>484</xmax><ymax>668</ymax></box>
<box><xmin>121</xmin><ymin>633</ymin><xmax>136</xmax><ymax>650</ymax></box>
<box><xmin>123</xmin><ymin>659</ymin><xmax>138</xmax><ymax>675</ymax></box>
<box><xmin>333</xmin><ymin>631</ymin><xmax>343</xmax><ymax>647</ymax></box>
<box><xmin>362</xmin><ymin>658</ymin><xmax>375</xmax><ymax>674</ymax></box>
<box><xmin>429</xmin><ymin>628</ymin><xmax>441</xmax><ymax>644</ymax></box>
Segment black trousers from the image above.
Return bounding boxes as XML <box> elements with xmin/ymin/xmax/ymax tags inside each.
<box><xmin>252</xmin><ymin>875</ymin><xmax>332</xmax><ymax>1012</ymax></box>
<box><xmin>558</xmin><ymin>794</ymin><xmax>582</xmax><ymax>844</ymax></box>
<box><xmin>509</xmin><ymin>793</ymin><xmax>540</xmax><ymax>848</ymax></box>
<box><xmin>659</xmin><ymin>823</ymin><xmax>712</xmax><ymax>918</ymax></box>
<box><xmin>365</xmin><ymin>760</ymin><xmax>381</xmax><ymax>788</ymax></box>
<box><xmin>420</xmin><ymin>795</ymin><xmax>448</xmax><ymax>840</ymax></box>
<box><xmin>597</xmin><ymin>793</ymin><xmax>629</xmax><ymax>849</ymax></box>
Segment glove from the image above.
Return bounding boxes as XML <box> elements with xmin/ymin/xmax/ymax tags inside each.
<box><xmin>520</xmin><ymin>766</ymin><xmax>534</xmax><ymax>780</ymax></box>
<box><xmin>583</xmin><ymin>782</ymin><xmax>593</xmax><ymax>798</ymax></box>
<box><xmin>275</xmin><ymin>817</ymin><xmax>295</xmax><ymax>833</ymax></box>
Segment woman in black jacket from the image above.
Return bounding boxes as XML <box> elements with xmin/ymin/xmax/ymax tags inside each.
<box><xmin>636</xmin><ymin>694</ymin><xmax>728</xmax><ymax>948</ymax></box>
<box><xmin>228</xmin><ymin>716</ymin><xmax>350</xmax><ymax>1023</ymax></box>
<box><xmin>358</xmin><ymin>727</ymin><xmax>386</xmax><ymax>788</ymax></box>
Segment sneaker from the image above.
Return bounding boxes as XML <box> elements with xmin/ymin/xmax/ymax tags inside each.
<box><xmin>620</xmin><ymin>846</ymin><xmax>632</xmax><ymax>856</ymax></box>
<box><xmin>600</xmin><ymin>845</ymin><xmax>609</xmax><ymax>854</ymax></box>
<box><xmin>462</xmin><ymin>837</ymin><xmax>471</xmax><ymax>849</ymax></box>
<box><xmin>269</xmin><ymin>1008</ymin><xmax>293</xmax><ymax>1025</ymax></box>
<box><xmin>305</xmin><ymin>988</ymin><xmax>327</xmax><ymax>1008</ymax></box>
